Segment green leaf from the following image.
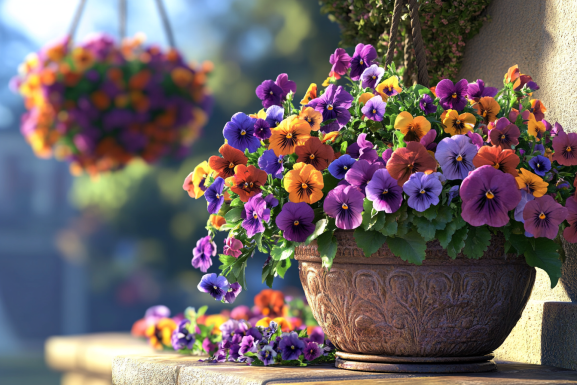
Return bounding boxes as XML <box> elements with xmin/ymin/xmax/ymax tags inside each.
<box><xmin>271</xmin><ymin>243</ymin><xmax>295</xmax><ymax>261</ymax></box>
<box><xmin>380</xmin><ymin>213</ymin><xmax>399</xmax><ymax>236</ymax></box>
<box><xmin>436</xmin><ymin>205</ymin><xmax>453</xmax><ymax>223</ymax></box>
<box><xmin>386</xmin><ymin>231</ymin><xmax>427</xmax><ymax>265</ymax></box>
<box><xmin>361</xmin><ymin>199</ymin><xmax>376</xmax><ymax>231</ymax></box>
<box><xmin>219</xmin><ymin>254</ymin><xmax>237</xmax><ymax>267</ymax></box>
<box><xmin>275</xmin><ymin>258</ymin><xmax>292</xmax><ymax>279</ymax></box>
<box><xmin>354</xmin><ymin>227</ymin><xmax>387</xmax><ymax>257</ymax></box>
<box><xmin>322</xmin><ymin>173</ymin><xmax>340</xmax><ymax>196</ymax></box>
<box><xmin>509</xmin><ymin>233</ymin><xmax>528</xmax><ymax>255</ymax></box>
<box><xmin>262</xmin><ymin>258</ymin><xmax>278</xmax><ymax>286</ymax></box>
<box><xmin>230</xmin><ymin>198</ymin><xmax>243</xmax><ymax>207</ymax></box>
<box><xmin>436</xmin><ymin>221</ymin><xmax>458</xmax><ymax>249</ymax></box>
<box><xmin>254</xmin><ymin>233</ymin><xmax>268</xmax><ymax>253</ymax></box>
<box><xmin>462</xmin><ymin>225</ymin><xmax>491</xmax><ymax>259</ymax></box>
<box><xmin>224</xmin><ymin>208</ymin><xmax>243</xmax><ymax>223</ymax></box>
<box><xmin>420</xmin><ymin>205</ymin><xmax>438</xmax><ymax>220</ymax></box>
<box><xmin>305</xmin><ymin>219</ymin><xmax>328</xmax><ymax>245</ymax></box>
<box><xmin>413</xmin><ymin>216</ymin><xmax>437</xmax><ymax>241</ymax></box>
<box><xmin>340</xmin><ymin>141</ymin><xmax>348</xmax><ymax>154</ymax></box>
<box><xmin>524</xmin><ymin>238</ymin><xmax>563</xmax><ymax>288</ymax></box>
<box><xmin>196</xmin><ymin>305</ymin><xmax>208</xmax><ymax>318</ymax></box>
<box><xmin>317</xmin><ymin>231</ymin><xmax>338</xmax><ymax>270</ymax></box>
<box><xmin>446</xmin><ymin>226</ymin><xmax>468</xmax><ymax>258</ymax></box>
<box><xmin>372</xmin><ymin>211</ymin><xmax>388</xmax><ymax>232</ymax></box>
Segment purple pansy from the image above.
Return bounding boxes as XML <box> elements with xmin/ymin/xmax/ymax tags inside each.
<box><xmin>350</xmin><ymin>43</ymin><xmax>377</xmax><ymax>81</ymax></box>
<box><xmin>265</xmin><ymin>105</ymin><xmax>284</xmax><ymax>128</ymax></box>
<box><xmin>308</xmin><ymin>84</ymin><xmax>353</xmax><ymax>128</ymax></box>
<box><xmin>467</xmin><ymin>79</ymin><xmax>498</xmax><ymax>102</ymax></box>
<box><xmin>275</xmin><ymin>202</ymin><xmax>315</xmax><ymax>242</ymax></box>
<box><xmin>171</xmin><ymin>319</ymin><xmax>195</xmax><ymax>350</ymax></box>
<box><xmin>419</xmin><ymin>94</ymin><xmax>438</xmax><ymax>114</ymax></box>
<box><xmin>460</xmin><ymin>165</ymin><xmax>521</xmax><ymax>227</ymax></box>
<box><xmin>523</xmin><ymin>195</ymin><xmax>567</xmax><ymax>239</ymax></box>
<box><xmin>345</xmin><ymin>158</ymin><xmax>385</xmax><ymax>193</ymax></box>
<box><xmin>447</xmin><ymin>185</ymin><xmax>460</xmax><ymax>204</ymax></box>
<box><xmin>323</xmin><ymin>185</ymin><xmax>365</xmax><ymax>230</ymax></box>
<box><xmin>328</xmin><ymin>154</ymin><xmax>356</xmax><ymax>179</ymax></box>
<box><xmin>419</xmin><ymin>129</ymin><xmax>437</xmax><ymax>152</ymax></box>
<box><xmin>467</xmin><ymin>131</ymin><xmax>484</xmax><ymax>150</ymax></box>
<box><xmin>435</xmin><ymin>135</ymin><xmax>478</xmax><ymax>180</ymax></box>
<box><xmin>205</xmin><ymin>177</ymin><xmax>225</xmax><ymax>214</ymax></box>
<box><xmin>526</xmin><ymin>81</ymin><xmax>540</xmax><ymax>91</ymax></box>
<box><xmin>514</xmin><ymin>189</ymin><xmax>535</xmax><ymax>223</ymax></box>
<box><xmin>192</xmin><ymin>235</ymin><xmax>217</xmax><ymax>272</ymax></box>
<box><xmin>258</xmin><ymin>149</ymin><xmax>284</xmax><ymax>179</ymax></box>
<box><xmin>320</xmin><ymin>121</ymin><xmax>341</xmax><ymax>134</ymax></box>
<box><xmin>255</xmin><ymin>79</ymin><xmax>284</xmax><ymax>108</ymax></box>
<box><xmin>529</xmin><ymin>155</ymin><xmax>552</xmax><ymax>177</ymax></box>
<box><xmin>202</xmin><ymin>337</ymin><xmax>217</xmax><ymax>355</ymax></box>
<box><xmin>241</xmin><ymin>193</ymin><xmax>270</xmax><ymax>238</ymax></box>
<box><xmin>275</xmin><ymin>73</ymin><xmax>296</xmax><ymax>100</ymax></box>
<box><xmin>223</xmin><ymin>112</ymin><xmax>260</xmax><ymax>153</ymax></box>
<box><xmin>303</xmin><ymin>342</ymin><xmax>323</xmax><ymax>361</ymax></box>
<box><xmin>253</xmin><ymin>119</ymin><xmax>271</xmax><ymax>140</ymax></box>
<box><xmin>224</xmin><ymin>282</ymin><xmax>242</xmax><ymax>304</ymax></box>
<box><xmin>264</xmin><ymin>194</ymin><xmax>279</xmax><ymax>208</ymax></box>
<box><xmin>197</xmin><ymin>273</ymin><xmax>229</xmax><ymax>301</ymax></box>
<box><xmin>145</xmin><ymin>305</ymin><xmax>170</xmax><ymax>324</ymax></box>
<box><xmin>403</xmin><ymin>172</ymin><xmax>443</xmax><ymax>212</ymax></box>
<box><xmin>223</xmin><ymin>237</ymin><xmax>243</xmax><ymax>258</ymax></box>
<box><xmin>381</xmin><ymin>148</ymin><xmax>393</xmax><ymax>165</ymax></box>
<box><xmin>361</xmin><ymin>95</ymin><xmax>387</xmax><ymax>122</ymax></box>
<box><xmin>239</xmin><ymin>335</ymin><xmax>257</xmax><ymax>356</ymax></box>
<box><xmin>258</xmin><ymin>344</ymin><xmax>277</xmax><ymax>366</ymax></box>
<box><xmin>361</xmin><ymin>64</ymin><xmax>385</xmax><ymax>90</ymax></box>
<box><xmin>329</xmin><ymin>48</ymin><xmax>352</xmax><ymax>76</ymax></box>
<box><xmin>366</xmin><ymin>169</ymin><xmax>403</xmax><ymax>213</ymax></box>
<box><xmin>435</xmin><ymin>79</ymin><xmax>469</xmax><ymax>111</ymax></box>
<box><xmin>347</xmin><ymin>133</ymin><xmax>377</xmax><ymax>162</ymax></box>
<box><xmin>279</xmin><ymin>332</ymin><xmax>305</xmax><ymax>361</ymax></box>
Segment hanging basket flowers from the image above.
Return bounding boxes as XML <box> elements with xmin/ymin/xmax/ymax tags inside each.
<box><xmin>11</xmin><ymin>33</ymin><xmax>212</xmax><ymax>176</ymax></box>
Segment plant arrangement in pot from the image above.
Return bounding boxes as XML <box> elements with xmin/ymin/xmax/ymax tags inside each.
<box><xmin>182</xmin><ymin>3</ymin><xmax>573</xmax><ymax>372</ymax></box>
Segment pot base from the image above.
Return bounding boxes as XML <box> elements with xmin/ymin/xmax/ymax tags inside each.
<box><xmin>335</xmin><ymin>353</ymin><xmax>497</xmax><ymax>373</ymax></box>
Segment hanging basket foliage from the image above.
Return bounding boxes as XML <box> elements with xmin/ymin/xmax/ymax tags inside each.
<box><xmin>319</xmin><ymin>0</ymin><xmax>492</xmax><ymax>84</ymax></box>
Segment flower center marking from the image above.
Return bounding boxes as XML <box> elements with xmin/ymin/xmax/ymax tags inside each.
<box><xmin>269</xmin><ymin>91</ymin><xmax>273</xmax><ymax>95</ymax></box>
<box><xmin>360</xmin><ymin>59</ymin><xmax>364</xmax><ymax>65</ymax></box>
<box><xmin>343</xmin><ymin>166</ymin><xmax>348</xmax><ymax>170</ymax></box>
<box><xmin>493</xmin><ymin>163</ymin><xmax>500</xmax><ymax>169</ymax></box>
<box><xmin>456</xmin><ymin>119</ymin><xmax>461</xmax><ymax>124</ymax></box>
<box><xmin>456</xmin><ymin>154</ymin><xmax>463</xmax><ymax>161</ymax></box>
<box><xmin>482</xmin><ymin>111</ymin><xmax>487</xmax><ymax>117</ymax></box>
<box><xmin>382</xmin><ymin>189</ymin><xmax>388</xmax><ymax>194</ymax></box>
<box><xmin>250</xmin><ymin>182</ymin><xmax>254</xmax><ymax>188</ymax></box>
<box><xmin>229</xmin><ymin>162</ymin><xmax>235</xmax><ymax>168</ymax></box>
<box><xmin>567</xmin><ymin>146</ymin><xmax>572</xmax><ymax>152</ymax></box>
<box><xmin>291</xmin><ymin>346</ymin><xmax>295</xmax><ymax>350</ymax></box>
<box><xmin>372</xmin><ymin>109</ymin><xmax>376</xmax><ymax>113</ymax></box>
<box><xmin>420</xmin><ymin>189</ymin><xmax>426</xmax><ymax>194</ymax></box>
<box><xmin>301</xmin><ymin>183</ymin><xmax>308</xmax><ymax>189</ymax></box>
<box><xmin>452</xmin><ymin>93</ymin><xmax>457</xmax><ymax>98</ymax></box>
<box><xmin>244</xmin><ymin>182</ymin><xmax>249</xmax><ymax>188</ymax></box>
<box><xmin>286</xmin><ymin>133</ymin><xmax>293</xmax><ymax>139</ymax></box>
<box><xmin>213</xmin><ymin>285</ymin><xmax>217</xmax><ymax>290</ymax></box>
<box><xmin>327</xmin><ymin>105</ymin><xmax>334</xmax><ymax>111</ymax></box>
<box><xmin>342</xmin><ymin>203</ymin><xmax>349</xmax><ymax>209</ymax></box>
<box><xmin>241</xmin><ymin>130</ymin><xmax>246</xmax><ymax>135</ymax></box>
<box><xmin>372</xmin><ymin>75</ymin><xmax>376</xmax><ymax>79</ymax></box>
<box><xmin>306</xmin><ymin>117</ymin><xmax>312</xmax><ymax>123</ymax></box>
<box><xmin>537</xmin><ymin>163</ymin><xmax>540</xmax><ymax>168</ymax></box>
<box><xmin>486</xmin><ymin>191</ymin><xmax>495</xmax><ymax>199</ymax></box>
<box><xmin>253</xmin><ymin>213</ymin><xmax>258</xmax><ymax>219</ymax></box>
<box><xmin>293</xmin><ymin>220</ymin><xmax>299</xmax><ymax>226</ymax></box>
<box><xmin>309</xmin><ymin>154</ymin><xmax>315</xmax><ymax>159</ymax></box>
<box><xmin>278</xmin><ymin>159</ymin><xmax>283</xmax><ymax>164</ymax></box>
<box><xmin>501</xmin><ymin>134</ymin><xmax>506</xmax><ymax>139</ymax></box>
<box><xmin>276</xmin><ymin>121</ymin><xmax>280</xmax><ymax>126</ymax></box>
<box><xmin>539</xmin><ymin>212</ymin><xmax>546</xmax><ymax>220</ymax></box>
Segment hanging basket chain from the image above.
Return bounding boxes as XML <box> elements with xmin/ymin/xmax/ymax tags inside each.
<box><xmin>384</xmin><ymin>0</ymin><xmax>404</xmax><ymax>68</ymax></box>
<box><xmin>67</xmin><ymin>0</ymin><xmax>88</xmax><ymax>42</ymax></box>
<box><xmin>154</xmin><ymin>0</ymin><xmax>176</xmax><ymax>48</ymax></box>
<box><xmin>119</xmin><ymin>0</ymin><xmax>127</xmax><ymax>40</ymax></box>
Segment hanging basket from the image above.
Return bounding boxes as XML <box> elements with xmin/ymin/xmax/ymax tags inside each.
<box><xmin>11</xmin><ymin>0</ymin><xmax>212</xmax><ymax>176</ymax></box>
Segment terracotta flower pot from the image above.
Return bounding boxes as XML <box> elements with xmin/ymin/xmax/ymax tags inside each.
<box><xmin>295</xmin><ymin>230</ymin><xmax>535</xmax><ymax>359</ymax></box>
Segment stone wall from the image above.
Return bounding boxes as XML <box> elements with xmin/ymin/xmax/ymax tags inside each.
<box><xmin>457</xmin><ymin>0</ymin><xmax>577</xmax><ymax>369</ymax></box>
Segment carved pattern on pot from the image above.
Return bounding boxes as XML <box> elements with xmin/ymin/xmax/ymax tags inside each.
<box><xmin>296</xmin><ymin>230</ymin><xmax>536</xmax><ymax>357</ymax></box>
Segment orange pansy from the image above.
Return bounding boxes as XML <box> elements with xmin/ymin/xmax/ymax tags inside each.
<box><xmin>473</xmin><ymin>96</ymin><xmax>501</xmax><ymax>124</ymax></box>
<box><xmin>295</xmin><ymin>137</ymin><xmax>335</xmax><ymax>171</ymax></box>
<box><xmin>300</xmin><ymin>83</ymin><xmax>317</xmax><ymax>105</ymax></box>
<box><xmin>225</xmin><ymin>164</ymin><xmax>267</xmax><ymax>202</ymax></box>
<box><xmin>394</xmin><ymin>111</ymin><xmax>431</xmax><ymax>142</ymax></box>
<box><xmin>442</xmin><ymin>109</ymin><xmax>476</xmax><ymax>136</ymax></box>
<box><xmin>284</xmin><ymin>162</ymin><xmax>324</xmax><ymax>204</ymax></box>
<box><xmin>269</xmin><ymin>115</ymin><xmax>311</xmax><ymax>156</ymax></box>
<box><xmin>209</xmin><ymin>144</ymin><xmax>248</xmax><ymax>179</ymax></box>
<box><xmin>298</xmin><ymin>107</ymin><xmax>323</xmax><ymax>132</ymax></box>
<box><xmin>516</xmin><ymin>168</ymin><xmax>548</xmax><ymax>197</ymax></box>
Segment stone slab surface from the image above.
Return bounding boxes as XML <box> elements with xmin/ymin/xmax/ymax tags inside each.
<box><xmin>112</xmin><ymin>354</ymin><xmax>577</xmax><ymax>385</ymax></box>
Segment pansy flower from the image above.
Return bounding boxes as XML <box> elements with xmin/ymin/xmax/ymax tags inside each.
<box><xmin>255</xmin><ymin>80</ymin><xmax>283</xmax><ymax>108</ymax></box>
<box><xmin>192</xmin><ymin>235</ymin><xmax>217</xmax><ymax>272</ymax></box>
<box><xmin>258</xmin><ymin>149</ymin><xmax>284</xmax><ymax>179</ymax></box>
<box><xmin>284</xmin><ymin>162</ymin><xmax>324</xmax><ymax>204</ymax></box>
<box><xmin>224</xmin><ymin>282</ymin><xmax>242</xmax><ymax>304</ymax></box>
<box><xmin>514</xmin><ymin>190</ymin><xmax>534</xmax><ymax>223</ymax></box>
<box><xmin>530</xmin><ymin>99</ymin><xmax>546</xmax><ymax>121</ymax></box>
<box><xmin>258</xmin><ymin>345</ymin><xmax>278</xmax><ymax>366</ymax></box>
<box><xmin>328</xmin><ymin>154</ymin><xmax>356</xmax><ymax>179</ymax></box>
<box><xmin>197</xmin><ymin>273</ymin><xmax>229</xmax><ymax>301</ymax></box>
<box><xmin>403</xmin><ymin>172</ymin><xmax>443</xmax><ymax>212</ymax></box>
<box><xmin>366</xmin><ymin>169</ymin><xmax>403</xmax><ymax>213</ymax></box>
<box><xmin>528</xmin><ymin>155</ymin><xmax>551</xmax><ymax>177</ymax></box>
<box><xmin>358</xmin><ymin>92</ymin><xmax>376</xmax><ymax>105</ymax></box>
<box><xmin>324</xmin><ymin>185</ymin><xmax>365</xmax><ymax>230</ymax></box>
<box><xmin>210</xmin><ymin>214</ymin><xmax>226</xmax><ymax>230</ymax></box>
<box><xmin>171</xmin><ymin>319</ymin><xmax>195</xmax><ymax>351</ymax></box>
<box><xmin>225</xmin><ymin>164</ymin><xmax>268</xmax><ymax>202</ymax></box>
<box><xmin>361</xmin><ymin>95</ymin><xmax>387</xmax><ymax>122</ymax></box>
<box><xmin>435</xmin><ymin>79</ymin><xmax>468</xmax><ymax>111</ymax></box>
<box><xmin>304</xmin><ymin>342</ymin><xmax>323</xmax><ymax>361</ymax></box>
<box><xmin>442</xmin><ymin>109</ymin><xmax>476</xmax><ymax>136</ymax></box>
<box><xmin>223</xmin><ymin>112</ymin><xmax>260</xmax><ymax>153</ymax></box>
<box><xmin>275</xmin><ymin>202</ymin><xmax>315</xmax><ymax>242</ymax></box>
<box><xmin>467</xmin><ymin>131</ymin><xmax>484</xmax><ymax>150</ymax></box>
<box><xmin>419</xmin><ymin>94</ymin><xmax>437</xmax><ymax>114</ymax></box>
<box><xmin>307</xmin><ymin>84</ymin><xmax>353</xmax><ymax>128</ymax></box>
<box><xmin>361</xmin><ymin>64</ymin><xmax>384</xmax><ymax>90</ymax></box>
<box><xmin>278</xmin><ymin>332</ymin><xmax>305</xmax><ymax>361</ymax></box>
<box><xmin>387</xmin><ymin>142</ymin><xmax>437</xmax><ymax>185</ymax></box>
<box><xmin>435</xmin><ymin>135</ymin><xmax>478</xmax><ymax>180</ymax></box>
<box><xmin>376</xmin><ymin>76</ymin><xmax>402</xmax><ymax>97</ymax></box>
<box><xmin>473</xmin><ymin>96</ymin><xmax>500</xmax><ymax>124</ymax></box>
<box><xmin>346</xmin><ymin>133</ymin><xmax>374</xmax><ymax>159</ymax></box>
<box><xmin>516</xmin><ymin>168</ymin><xmax>549</xmax><ymax>197</ymax></box>
<box><xmin>350</xmin><ymin>43</ymin><xmax>377</xmax><ymax>81</ymax></box>
<box><xmin>467</xmin><ymin>79</ymin><xmax>498</xmax><ymax>102</ymax></box>
<box><xmin>209</xmin><ymin>144</ymin><xmax>248</xmax><ymax>179</ymax></box>
<box><xmin>460</xmin><ymin>165</ymin><xmax>521</xmax><ymax>227</ymax></box>
<box><xmin>241</xmin><ymin>193</ymin><xmax>271</xmax><ymax>238</ymax></box>
<box><xmin>253</xmin><ymin>119</ymin><xmax>271</xmax><ymax>140</ymax></box>
<box><xmin>223</xmin><ymin>237</ymin><xmax>243</xmax><ymax>258</ymax></box>
<box><xmin>295</xmin><ymin>137</ymin><xmax>335</xmax><ymax>171</ymax></box>
<box><xmin>527</xmin><ymin>113</ymin><xmax>546</xmax><ymax>141</ymax></box>
<box><xmin>298</xmin><ymin>107</ymin><xmax>323</xmax><ymax>132</ymax></box>
<box><xmin>523</xmin><ymin>195</ymin><xmax>567</xmax><ymax>239</ymax></box>
<box><xmin>265</xmin><ymin>105</ymin><xmax>284</xmax><ymax>128</ymax></box>
<box><xmin>269</xmin><ymin>115</ymin><xmax>311</xmax><ymax>156</ymax></box>
<box><xmin>264</xmin><ymin>194</ymin><xmax>279</xmax><ymax>209</ymax></box>
<box><xmin>488</xmin><ymin>117</ymin><xmax>520</xmax><ymax>149</ymax></box>
<box><xmin>329</xmin><ymin>48</ymin><xmax>351</xmax><ymax>77</ymax></box>
<box><xmin>505</xmin><ymin>65</ymin><xmax>534</xmax><ymax>91</ymax></box>
<box><xmin>563</xmin><ymin>197</ymin><xmax>577</xmax><ymax>243</ymax></box>
<box><xmin>552</xmin><ymin>131</ymin><xmax>577</xmax><ymax>166</ymax></box>
<box><xmin>345</xmin><ymin>158</ymin><xmax>384</xmax><ymax>193</ymax></box>
<box><xmin>205</xmin><ymin>177</ymin><xmax>225</xmax><ymax>214</ymax></box>
<box><xmin>420</xmin><ymin>129</ymin><xmax>437</xmax><ymax>152</ymax></box>
<box><xmin>472</xmin><ymin>146</ymin><xmax>519</xmax><ymax>177</ymax></box>
<box><xmin>183</xmin><ymin>161</ymin><xmax>213</xmax><ymax>198</ymax></box>
<box><xmin>275</xmin><ymin>73</ymin><xmax>296</xmax><ymax>100</ymax></box>
<box><xmin>394</xmin><ymin>111</ymin><xmax>431</xmax><ymax>142</ymax></box>
<box><xmin>300</xmin><ymin>83</ymin><xmax>317</xmax><ymax>105</ymax></box>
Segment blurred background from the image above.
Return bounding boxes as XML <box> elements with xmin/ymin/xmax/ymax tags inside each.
<box><xmin>0</xmin><ymin>0</ymin><xmax>340</xmax><ymax>383</ymax></box>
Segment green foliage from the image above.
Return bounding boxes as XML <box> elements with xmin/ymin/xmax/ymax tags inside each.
<box><xmin>386</xmin><ymin>230</ymin><xmax>427</xmax><ymax>265</ymax></box>
<box><xmin>317</xmin><ymin>230</ymin><xmax>338</xmax><ymax>269</ymax></box>
<box><xmin>354</xmin><ymin>227</ymin><xmax>387</xmax><ymax>257</ymax></box>
<box><xmin>509</xmin><ymin>235</ymin><xmax>563</xmax><ymax>288</ymax></box>
<box><xmin>462</xmin><ymin>225</ymin><xmax>491</xmax><ymax>259</ymax></box>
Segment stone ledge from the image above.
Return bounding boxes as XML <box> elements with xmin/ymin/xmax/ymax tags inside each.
<box><xmin>111</xmin><ymin>354</ymin><xmax>577</xmax><ymax>385</ymax></box>
<box><xmin>495</xmin><ymin>301</ymin><xmax>577</xmax><ymax>370</ymax></box>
